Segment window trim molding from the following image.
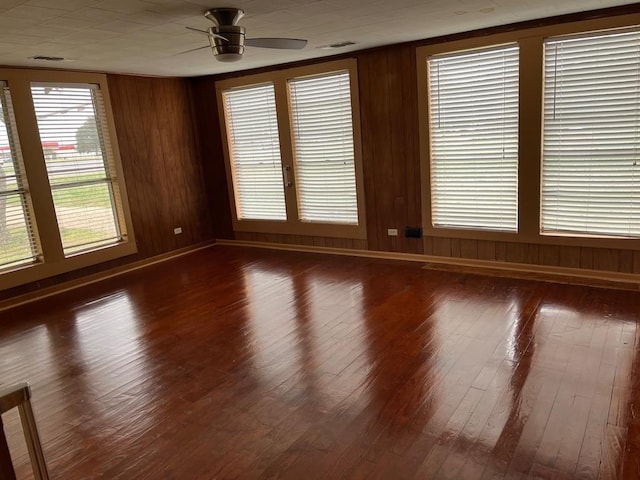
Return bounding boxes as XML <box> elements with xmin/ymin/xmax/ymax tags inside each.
<box><xmin>0</xmin><ymin>68</ymin><xmax>137</xmax><ymax>291</ymax></box>
<box><xmin>416</xmin><ymin>12</ymin><xmax>640</xmax><ymax>251</ymax></box>
<box><xmin>216</xmin><ymin>58</ymin><xmax>367</xmax><ymax>240</ymax></box>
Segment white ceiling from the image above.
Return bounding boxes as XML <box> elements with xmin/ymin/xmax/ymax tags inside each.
<box><xmin>0</xmin><ymin>0</ymin><xmax>636</xmax><ymax>77</ymax></box>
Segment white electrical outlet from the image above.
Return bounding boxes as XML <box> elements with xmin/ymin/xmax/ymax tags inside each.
<box><xmin>387</xmin><ymin>228</ymin><xmax>398</xmax><ymax>236</ymax></box>
<box><xmin>173</xmin><ymin>227</ymin><xmax>183</xmax><ymax>235</ymax></box>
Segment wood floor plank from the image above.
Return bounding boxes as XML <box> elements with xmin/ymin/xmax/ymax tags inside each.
<box><xmin>0</xmin><ymin>245</ymin><xmax>639</xmax><ymax>479</ymax></box>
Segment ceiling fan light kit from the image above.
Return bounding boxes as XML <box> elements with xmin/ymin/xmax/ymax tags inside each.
<box><xmin>186</xmin><ymin>7</ymin><xmax>308</xmax><ymax>62</ymax></box>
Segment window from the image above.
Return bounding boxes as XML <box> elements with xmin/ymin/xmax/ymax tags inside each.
<box><xmin>0</xmin><ymin>82</ymin><xmax>39</xmax><ymax>271</ymax></box>
<box><xmin>31</xmin><ymin>83</ymin><xmax>123</xmax><ymax>256</ymax></box>
<box><xmin>223</xmin><ymin>83</ymin><xmax>286</xmax><ymax>221</ymax></box>
<box><xmin>289</xmin><ymin>71</ymin><xmax>358</xmax><ymax>225</ymax></box>
<box><xmin>542</xmin><ymin>28</ymin><xmax>640</xmax><ymax>238</ymax></box>
<box><xmin>428</xmin><ymin>44</ymin><xmax>519</xmax><ymax>232</ymax></box>
<box><xmin>0</xmin><ymin>69</ymin><xmax>135</xmax><ymax>290</ymax></box>
<box><xmin>218</xmin><ymin>60</ymin><xmax>365</xmax><ymax>238</ymax></box>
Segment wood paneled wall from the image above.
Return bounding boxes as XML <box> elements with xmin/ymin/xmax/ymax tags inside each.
<box><xmin>0</xmin><ymin>75</ymin><xmax>215</xmax><ymax>301</ymax></box>
<box><xmin>108</xmin><ymin>75</ymin><xmax>214</xmax><ymax>256</ymax></box>
<box><xmin>358</xmin><ymin>44</ymin><xmax>422</xmax><ymax>254</ymax></box>
<box><xmin>188</xmin><ymin>76</ymin><xmax>234</xmax><ymax>240</ymax></box>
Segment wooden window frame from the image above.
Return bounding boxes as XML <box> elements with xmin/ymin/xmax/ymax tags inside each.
<box><xmin>216</xmin><ymin>59</ymin><xmax>367</xmax><ymax>240</ymax></box>
<box><xmin>0</xmin><ymin>69</ymin><xmax>136</xmax><ymax>291</ymax></box>
<box><xmin>417</xmin><ymin>12</ymin><xmax>640</xmax><ymax>251</ymax></box>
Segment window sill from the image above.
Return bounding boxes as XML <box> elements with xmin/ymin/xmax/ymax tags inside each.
<box><xmin>233</xmin><ymin>218</ymin><xmax>367</xmax><ymax>240</ymax></box>
<box><xmin>0</xmin><ymin>240</ymin><xmax>138</xmax><ymax>291</ymax></box>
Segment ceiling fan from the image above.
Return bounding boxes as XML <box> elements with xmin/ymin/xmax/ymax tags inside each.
<box><xmin>185</xmin><ymin>7</ymin><xmax>308</xmax><ymax>62</ymax></box>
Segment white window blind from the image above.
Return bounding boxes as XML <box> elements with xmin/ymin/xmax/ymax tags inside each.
<box><xmin>223</xmin><ymin>83</ymin><xmax>287</xmax><ymax>221</ymax></box>
<box><xmin>31</xmin><ymin>83</ymin><xmax>122</xmax><ymax>256</ymax></box>
<box><xmin>289</xmin><ymin>71</ymin><xmax>358</xmax><ymax>224</ymax></box>
<box><xmin>428</xmin><ymin>44</ymin><xmax>519</xmax><ymax>232</ymax></box>
<box><xmin>0</xmin><ymin>82</ymin><xmax>38</xmax><ymax>270</ymax></box>
<box><xmin>542</xmin><ymin>29</ymin><xmax>640</xmax><ymax>237</ymax></box>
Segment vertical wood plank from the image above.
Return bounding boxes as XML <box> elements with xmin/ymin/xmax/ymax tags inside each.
<box><xmin>618</xmin><ymin>249</ymin><xmax>633</xmax><ymax>273</ymax></box>
<box><xmin>526</xmin><ymin>243</ymin><xmax>539</xmax><ymax>265</ymax></box>
<box><xmin>358</xmin><ymin>52</ymin><xmax>381</xmax><ymax>251</ymax></box>
<box><xmin>505</xmin><ymin>242</ymin><xmax>526</xmax><ymax>264</ymax></box>
<box><xmin>558</xmin><ymin>246</ymin><xmax>581</xmax><ymax>269</ymax></box>
<box><xmin>423</xmin><ymin>236</ymin><xmax>434</xmax><ymax>255</ymax></box>
<box><xmin>580</xmin><ymin>248</ymin><xmax>594</xmax><ymax>270</ymax></box>
<box><xmin>633</xmin><ymin>252</ymin><xmax>640</xmax><ymax>274</ymax></box>
<box><xmin>432</xmin><ymin>238</ymin><xmax>451</xmax><ymax>257</ymax></box>
<box><xmin>450</xmin><ymin>238</ymin><xmax>461</xmax><ymax>258</ymax></box>
<box><xmin>495</xmin><ymin>241</ymin><xmax>507</xmax><ymax>262</ymax></box>
<box><xmin>477</xmin><ymin>240</ymin><xmax>496</xmax><ymax>261</ymax></box>
<box><xmin>460</xmin><ymin>239</ymin><xmax>478</xmax><ymax>260</ymax></box>
<box><xmin>593</xmin><ymin>249</ymin><xmax>620</xmax><ymax>272</ymax></box>
<box><xmin>539</xmin><ymin>245</ymin><xmax>560</xmax><ymax>266</ymax></box>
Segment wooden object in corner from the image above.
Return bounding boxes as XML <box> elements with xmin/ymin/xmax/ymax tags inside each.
<box><xmin>0</xmin><ymin>383</ymin><xmax>49</xmax><ymax>480</ymax></box>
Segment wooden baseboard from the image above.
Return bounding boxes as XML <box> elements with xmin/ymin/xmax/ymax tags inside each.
<box><xmin>0</xmin><ymin>241</ymin><xmax>217</xmax><ymax>312</ymax></box>
<box><xmin>216</xmin><ymin>239</ymin><xmax>640</xmax><ymax>291</ymax></box>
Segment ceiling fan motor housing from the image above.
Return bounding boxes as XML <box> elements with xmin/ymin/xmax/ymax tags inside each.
<box><xmin>208</xmin><ymin>25</ymin><xmax>245</xmax><ymax>61</ymax></box>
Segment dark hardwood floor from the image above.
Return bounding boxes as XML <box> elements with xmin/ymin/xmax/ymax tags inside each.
<box><xmin>1</xmin><ymin>245</ymin><xmax>639</xmax><ymax>479</ymax></box>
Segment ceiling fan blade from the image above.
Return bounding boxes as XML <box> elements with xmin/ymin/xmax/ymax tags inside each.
<box><xmin>174</xmin><ymin>45</ymin><xmax>210</xmax><ymax>56</ymax></box>
<box><xmin>186</xmin><ymin>26</ymin><xmax>209</xmax><ymax>35</ymax></box>
<box><xmin>185</xmin><ymin>26</ymin><xmax>228</xmax><ymax>42</ymax></box>
<box><xmin>245</xmin><ymin>38</ymin><xmax>307</xmax><ymax>50</ymax></box>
